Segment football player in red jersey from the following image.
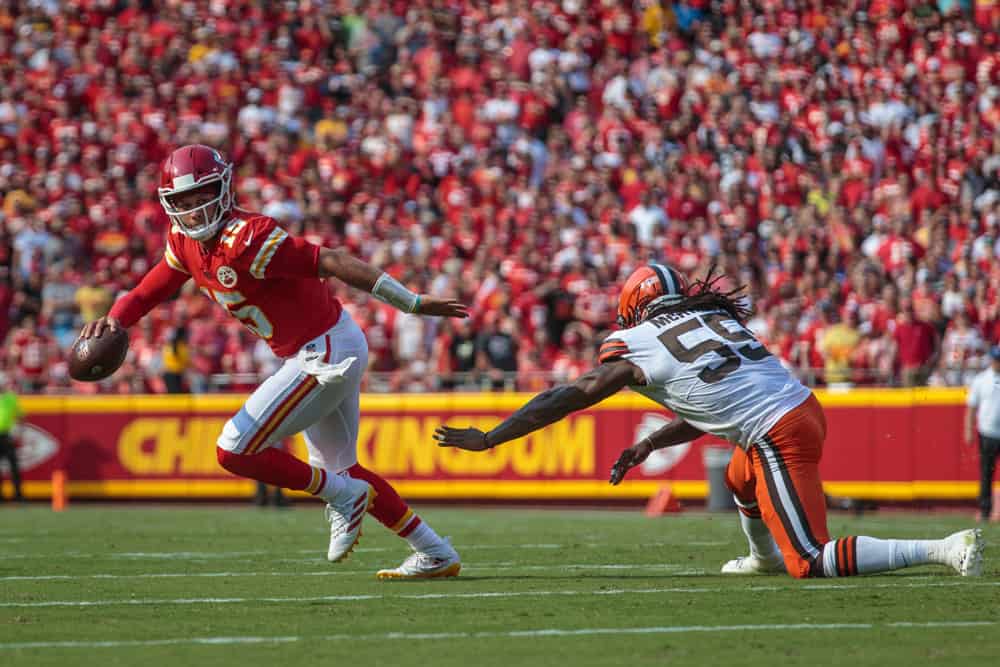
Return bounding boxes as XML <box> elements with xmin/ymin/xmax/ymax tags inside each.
<box><xmin>79</xmin><ymin>145</ymin><xmax>465</xmax><ymax>579</ymax></box>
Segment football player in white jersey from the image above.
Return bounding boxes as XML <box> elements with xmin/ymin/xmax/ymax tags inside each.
<box><xmin>435</xmin><ymin>263</ymin><xmax>985</xmax><ymax>578</ymax></box>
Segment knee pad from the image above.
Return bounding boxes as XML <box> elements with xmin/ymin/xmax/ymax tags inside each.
<box><xmin>217</xmin><ymin>419</ymin><xmax>244</xmax><ymax>454</ymax></box>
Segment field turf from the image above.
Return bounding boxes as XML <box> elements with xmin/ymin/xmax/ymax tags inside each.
<box><xmin>0</xmin><ymin>504</ymin><xmax>998</xmax><ymax>667</ymax></box>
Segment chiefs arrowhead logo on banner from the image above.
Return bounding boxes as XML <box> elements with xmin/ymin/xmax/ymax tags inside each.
<box><xmin>635</xmin><ymin>413</ymin><xmax>692</xmax><ymax>475</ymax></box>
<box><xmin>2</xmin><ymin>424</ymin><xmax>59</xmax><ymax>472</ymax></box>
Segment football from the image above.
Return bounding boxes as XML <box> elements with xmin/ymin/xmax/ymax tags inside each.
<box><xmin>68</xmin><ymin>328</ymin><xmax>129</xmax><ymax>382</ymax></box>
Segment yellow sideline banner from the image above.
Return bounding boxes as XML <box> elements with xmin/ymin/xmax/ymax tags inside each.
<box><xmin>12</xmin><ymin>388</ymin><xmax>988</xmax><ymax>502</ymax></box>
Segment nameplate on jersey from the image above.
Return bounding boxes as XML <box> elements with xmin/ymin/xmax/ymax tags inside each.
<box><xmin>648</xmin><ymin>309</ymin><xmax>730</xmax><ymax>329</ymax></box>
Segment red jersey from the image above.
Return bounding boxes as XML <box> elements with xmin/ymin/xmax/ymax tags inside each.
<box><xmin>163</xmin><ymin>213</ymin><xmax>342</xmax><ymax>357</ymax></box>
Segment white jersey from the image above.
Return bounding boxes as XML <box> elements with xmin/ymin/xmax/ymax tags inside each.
<box><xmin>599</xmin><ymin>308</ymin><xmax>812</xmax><ymax>448</ymax></box>
<box><xmin>967</xmin><ymin>367</ymin><xmax>1000</xmax><ymax>439</ymax></box>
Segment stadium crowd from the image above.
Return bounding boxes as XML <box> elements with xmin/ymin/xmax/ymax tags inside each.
<box><xmin>1</xmin><ymin>0</ymin><xmax>999</xmax><ymax>394</ymax></box>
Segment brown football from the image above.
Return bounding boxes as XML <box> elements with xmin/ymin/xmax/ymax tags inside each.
<box><xmin>68</xmin><ymin>328</ymin><xmax>129</xmax><ymax>382</ymax></box>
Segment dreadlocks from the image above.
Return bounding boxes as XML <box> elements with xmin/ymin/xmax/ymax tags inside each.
<box><xmin>645</xmin><ymin>265</ymin><xmax>753</xmax><ymax>325</ymax></box>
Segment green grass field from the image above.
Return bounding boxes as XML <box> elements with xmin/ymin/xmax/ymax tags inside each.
<box><xmin>0</xmin><ymin>504</ymin><xmax>997</xmax><ymax>667</ymax></box>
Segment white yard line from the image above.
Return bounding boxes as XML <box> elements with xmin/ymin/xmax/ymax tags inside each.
<box><xmin>0</xmin><ymin>563</ymin><xmax>701</xmax><ymax>582</ymax></box>
<box><xmin>0</xmin><ymin>621</ymin><xmax>993</xmax><ymax>651</ymax></box>
<box><xmin>2</xmin><ymin>581</ymin><xmax>999</xmax><ymax>609</ymax></box>
<box><xmin>1</xmin><ymin>541</ymin><xmax>712</xmax><ymax>560</ymax></box>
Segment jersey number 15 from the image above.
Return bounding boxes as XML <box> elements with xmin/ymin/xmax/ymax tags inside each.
<box><xmin>206</xmin><ymin>289</ymin><xmax>274</xmax><ymax>340</ymax></box>
<box><xmin>657</xmin><ymin>312</ymin><xmax>771</xmax><ymax>383</ymax></box>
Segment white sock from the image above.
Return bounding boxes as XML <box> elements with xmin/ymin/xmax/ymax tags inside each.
<box><xmin>735</xmin><ymin>499</ymin><xmax>780</xmax><ymax>559</ymax></box>
<box><xmin>821</xmin><ymin>536</ymin><xmax>933</xmax><ymax>576</ymax></box>
<box><xmin>405</xmin><ymin>520</ymin><xmax>445</xmax><ymax>553</ymax></box>
<box><xmin>316</xmin><ymin>471</ymin><xmax>347</xmax><ymax>504</ymax></box>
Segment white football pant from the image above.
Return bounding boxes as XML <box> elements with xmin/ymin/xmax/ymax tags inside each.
<box><xmin>216</xmin><ymin>310</ymin><xmax>368</xmax><ymax>473</ymax></box>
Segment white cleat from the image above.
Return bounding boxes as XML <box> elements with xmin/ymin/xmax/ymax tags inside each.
<box><xmin>376</xmin><ymin>538</ymin><xmax>462</xmax><ymax>580</ymax></box>
<box><xmin>325</xmin><ymin>476</ymin><xmax>374</xmax><ymax>563</ymax></box>
<box><xmin>943</xmin><ymin>528</ymin><xmax>985</xmax><ymax>577</ymax></box>
<box><xmin>721</xmin><ymin>553</ymin><xmax>787</xmax><ymax>575</ymax></box>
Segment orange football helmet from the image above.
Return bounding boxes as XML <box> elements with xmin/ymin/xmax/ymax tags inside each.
<box><xmin>616</xmin><ymin>263</ymin><xmax>687</xmax><ymax>328</ymax></box>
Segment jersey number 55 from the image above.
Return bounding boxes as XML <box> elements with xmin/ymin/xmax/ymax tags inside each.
<box><xmin>658</xmin><ymin>312</ymin><xmax>771</xmax><ymax>384</ymax></box>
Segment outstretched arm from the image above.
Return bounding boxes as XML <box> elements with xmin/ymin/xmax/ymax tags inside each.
<box><xmin>608</xmin><ymin>418</ymin><xmax>706</xmax><ymax>485</ymax></box>
<box><xmin>434</xmin><ymin>361</ymin><xmax>646</xmax><ymax>451</ymax></box>
<box><xmin>317</xmin><ymin>247</ymin><xmax>467</xmax><ymax>318</ymax></box>
<box><xmin>317</xmin><ymin>247</ymin><xmax>385</xmax><ymax>290</ymax></box>
<box><xmin>82</xmin><ymin>259</ymin><xmax>189</xmax><ymax>338</ymax></box>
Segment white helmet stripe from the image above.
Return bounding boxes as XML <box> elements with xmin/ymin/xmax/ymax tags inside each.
<box><xmin>650</xmin><ymin>263</ymin><xmax>680</xmax><ymax>296</ymax></box>
<box><xmin>172</xmin><ymin>174</ymin><xmax>195</xmax><ymax>189</ymax></box>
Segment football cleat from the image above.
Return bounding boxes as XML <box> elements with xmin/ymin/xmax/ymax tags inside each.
<box><xmin>376</xmin><ymin>538</ymin><xmax>461</xmax><ymax>580</ymax></box>
<box><xmin>721</xmin><ymin>553</ymin><xmax>787</xmax><ymax>575</ymax></box>
<box><xmin>942</xmin><ymin>528</ymin><xmax>985</xmax><ymax>577</ymax></box>
<box><xmin>325</xmin><ymin>476</ymin><xmax>374</xmax><ymax>563</ymax></box>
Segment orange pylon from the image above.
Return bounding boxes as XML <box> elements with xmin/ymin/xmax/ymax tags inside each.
<box><xmin>645</xmin><ymin>483</ymin><xmax>682</xmax><ymax>516</ymax></box>
<box><xmin>51</xmin><ymin>470</ymin><xmax>68</xmax><ymax>512</ymax></box>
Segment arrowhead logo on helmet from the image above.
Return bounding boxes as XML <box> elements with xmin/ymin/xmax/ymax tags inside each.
<box><xmin>158</xmin><ymin>144</ymin><xmax>235</xmax><ymax>241</ymax></box>
<box><xmin>616</xmin><ymin>263</ymin><xmax>687</xmax><ymax>328</ymax></box>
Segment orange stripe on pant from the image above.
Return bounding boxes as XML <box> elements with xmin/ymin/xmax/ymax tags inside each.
<box><xmin>245</xmin><ymin>376</ymin><xmax>319</xmax><ymax>455</ymax></box>
<box><xmin>725</xmin><ymin>393</ymin><xmax>830</xmax><ymax>579</ymax></box>
<box><xmin>846</xmin><ymin>536</ymin><xmax>857</xmax><ymax>576</ymax></box>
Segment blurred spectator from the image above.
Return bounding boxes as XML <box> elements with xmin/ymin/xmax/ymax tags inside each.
<box><xmin>940</xmin><ymin>273</ymin><xmax>968</xmax><ymax>320</ymax></box>
<box><xmin>12</xmin><ymin>218</ymin><xmax>58</xmax><ymax>280</ymax></box>
<box><xmin>446</xmin><ymin>318</ymin><xmax>478</xmax><ymax>387</ymax></box>
<box><xmin>552</xmin><ymin>326</ymin><xmax>592</xmax><ymax>382</ymax></box>
<box><xmin>6</xmin><ymin>316</ymin><xmax>56</xmax><ymax>393</ymax></box>
<box><xmin>855</xmin><ymin>322</ymin><xmax>898</xmax><ymax>386</ymax></box>
<box><xmin>476</xmin><ymin>313</ymin><xmax>519</xmax><ymax>389</ymax></box>
<box><xmin>938</xmin><ymin>311</ymin><xmax>986</xmax><ymax>386</ymax></box>
<box><xmin>894</xmin><ymin>301</ymin><xmax>942</xmax><ymax>387</ymax></box>
<box><xmin>162</xmin><ymin>325</ymin><xmax>190</xmax><ymax>394</ymax></box>
<box><xmin>818</xmin><ymin>307</ymin><xmax>862</xmax><ymax>386</ymax></box>
<box><xmin>628</xmin><ymin>189</ymin><xmax>668</xmax><ymax>247</ymax></box>
<box><xmin>40</xmin><ymin>264</ymin><xmax>78</xmax><ymax>350</ymax></box>
<box><xmin>74</xmin><ymin>270</ymin><xmax>114</xmax><ymax>325</ymax></box>
<box><xmin>132</xmin><ymin>320</ymin><xmax>166</xmax><ymax>394</ymax></box>
<box><xmin>0</xmin><ymin>1</ymin><xmax>998</xmax><ymax>393</ymax></box>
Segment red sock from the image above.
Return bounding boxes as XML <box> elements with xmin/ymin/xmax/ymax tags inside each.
<box><xmin>217</xmin><ymin>447</ymin><xmax>330</xmax><ymax>496</ymax></box>
<box><xmin>347</xmin><ymin>463</ymin><xmax>422</xmax><ymax>536</ymax></box>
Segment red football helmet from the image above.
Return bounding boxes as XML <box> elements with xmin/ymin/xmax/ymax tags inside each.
<box><xmin>158</xmin><ymin>144</ymin><xmax>234</xmax><ymax>240</ymax></box>
<box><xmin>616</xmin><ymin>263</ymin><xmax>686</xmax><ymax>328</ymax></box>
